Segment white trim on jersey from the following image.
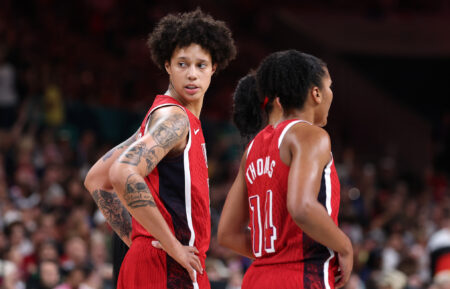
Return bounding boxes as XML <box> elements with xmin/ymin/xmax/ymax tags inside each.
<box><xmin>323</xmin><ymin>159</ymin><xmax>334</xmax><ymax>289</ymax></box>
<box><xmin>324</xmin><ymin>249</ymin><xmax>335</xmax><ymax>289</ymax></box>
<box><xmin>144</xmin><ymin>103</ymin><xmax>186</xmax><ymax>134</ymax></box>
<box><xmin>246</xmin><ymin>140</ymin><xmax>255</xmax><ymax>158</ymax></box>
<box><xmin>183</xmin><ymin>127</ymin><xmax>199</xmax><ymax>289</ymax></box>
<box><xmin>277</xmin><ymin>120</ymin><xmax>313</xmax><ymax>148</ymax></box>
<box><xmin>324</xmin><ymin>159</ymin><xmax>332</xmax><ymax>215</ymax></box>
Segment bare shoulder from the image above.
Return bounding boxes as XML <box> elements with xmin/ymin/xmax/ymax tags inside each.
<box><xmin>284</xmin><ymin>123</ymin><xmax>331</xmax><ymax>157</ymax></box>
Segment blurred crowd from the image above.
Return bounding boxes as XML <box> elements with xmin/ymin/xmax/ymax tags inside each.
<box><xmin>1</xmin><ymin>0</ymin><xmax>450</xmax><ymax>289</ymax></box>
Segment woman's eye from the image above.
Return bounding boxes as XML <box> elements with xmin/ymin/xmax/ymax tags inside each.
<box><xmin>179</xmin><ymin>62</ymin><xmax>186</xmax><ymax>67</ymax></box>
<box><xmin>198</xmin><ymin>63</ymin><xmax>206</xmax><ymax>69</ymax></box>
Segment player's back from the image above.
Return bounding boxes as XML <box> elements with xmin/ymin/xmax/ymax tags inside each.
<box><xmin>243</xmin><ymin>119</ymin><xmax>340</xmax><ymax>289</ymax></box>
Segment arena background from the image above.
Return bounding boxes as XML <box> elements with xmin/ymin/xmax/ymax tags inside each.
<box><xmin>0</xmin><ymin>0</ymin><xmax>449</xmax><ymax>289</ymax></box>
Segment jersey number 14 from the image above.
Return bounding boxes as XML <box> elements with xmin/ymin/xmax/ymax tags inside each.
<box><xmin>249</xmin><ymin>190</ymin><xmax>277</xmax><ymax>257</ymax></box>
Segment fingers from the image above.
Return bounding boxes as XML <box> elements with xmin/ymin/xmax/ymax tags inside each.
<box><xmin>335</xmin><ymin>274</ymin><xmax>346</xmax><ymax>289</ymax></box>
<box><xmin>335</xmin><ymin>271</ymin><xmax>350</xmax><ymax>289</ymax></box>
<box><xmin>187</xmin><ymin>266</ymin><xmax>197</xmax><ymax>283</ymax></box>
<box><xmin>151</xmin><ymin>240</ymin><xmax>163</xmax><ymax>250</ymax></box>
<box><xmin>335</xmin><ymin>252</ymin><xmax>353</xmax><ymax>288</ymax></box>
<box><xmin>186</xmin><ymin>254</ymin><xmax>203</xmax><ymax>283</ymax></box>
<box><xmin>188</xmin><ymin>246</ymin><xmax>200</xmax><ymax>255</ymax></box>
<box><xmin>190</xmin><ymin>254</ymin><xmax>203</xmax><ymax>274</ymax></box>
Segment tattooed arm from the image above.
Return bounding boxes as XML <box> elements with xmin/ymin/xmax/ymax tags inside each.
<box><xmin>109</xmin><ymin>106</ymin><xmax>202</xmax><ymax>282</ymax></box>
<box><xmin>84</xmin><ymin>131</ymin><xmax>138</xmax><ymax>247</ymax></box>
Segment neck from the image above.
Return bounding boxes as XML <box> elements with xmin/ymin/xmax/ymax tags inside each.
<box><xmin>268</xmin><ymin>105</ymin><xmax>283</xmax><ymax>126</ymax></box>
<box><xmin>164</xmin><ymin>86</ymin><xmax>203</xmax><ymax>118</ymax></box>
<box><xmin>281</xmin><ymin>108</ymin><xmax>315</xmax><ymax>125</ymax></box>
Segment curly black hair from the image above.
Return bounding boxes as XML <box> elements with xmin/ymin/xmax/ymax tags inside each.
<box><xmin>232</xmin><ymin>73</ymin><xmax>264</xmax><ymax>145</ymax></box>
<box><xmin>257</xmin><ymin>50</ymin><xmax>327</xmax><ymax>112</ymax></box>
<box><xmin>147</xmin><ymin>8</ymin><xmax>236</xmax><ymax>72</ymax></box>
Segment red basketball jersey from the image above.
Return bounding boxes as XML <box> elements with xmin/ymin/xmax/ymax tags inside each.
<box><xmin>120</xmin><ymin>95</ymin><xmax>210</xmax><ymax>289</ymax></box>
<box><xmin>243</xmin><ymin>119</ymin><xmax>340</xmax><ymax>289</ymax></box>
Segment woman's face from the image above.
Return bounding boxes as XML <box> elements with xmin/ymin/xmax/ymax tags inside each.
<box><xmin>165</xmin><ymin>43</ymin><xmax>216</xmax><ymax>106</ymax></box>
<box><xmin>316</xmin><ymin>69</ymin><xmax>333</xmax><ymax>127</ymax></box>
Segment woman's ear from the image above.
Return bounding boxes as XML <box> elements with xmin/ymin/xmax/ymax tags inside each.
<box><xmin>274</xmin><ymin>97</ymin><xmax>282</xmax><ymax>109</ymax></box>
<box><xmin>164</xmin><ymin>61</ymin><xmax>171</xmax><ymax>75</ymax></box>
<box><xmin>212</xmin><ymin>63</ymin><xmax>217</xmax><ymax>75</ymax></box>
<box><xmin>311</xmin><ymin>86</ymin><xmax>322</xmax><ymax>104</ymax></box>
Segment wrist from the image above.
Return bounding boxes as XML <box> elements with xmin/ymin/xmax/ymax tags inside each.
<box><xmin>161</xmin><ymin>237</ymin><xmax>183</xmax><ymax>257</ymax></box>
<box><xmin>339</xmin><ymin>236</ymin><xmax>352</xmax><ymax>256</ymax></box>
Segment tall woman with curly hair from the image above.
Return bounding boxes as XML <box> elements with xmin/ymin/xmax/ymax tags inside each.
<box><xmin>84</xmin><ymin>9</ymin><xmax>236</xmax><ymax>289</ymax></box>
<box><xmin>218</xmin><ymin>50</ymin><xmax>353</xmax><ymax>289</ymax></box>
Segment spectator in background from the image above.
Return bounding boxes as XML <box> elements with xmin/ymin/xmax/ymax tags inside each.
<box><xmin>26</xmin><ymin>259</ymin><xmax>61</xmax><ymax>289</ymax></box>
<box><xmin>54</xmin><ymin>266</ymin><xmax>90</xmax><ymax>289</ymax></box>
<box><xmin>22</xmin><ymin>239</ymin><xmax>59</xmax><ymax>279</ymax></box>
<box><xmin>60</xmin><ymin>236</ymin><xmax>90</xmax><ymax>274</ymax></box>
<box><xmin>376</xmin><ymin>270</ymin><xmax>407</xmax><ymax>289</ymax></box>
<box><xmin>1</xmin><ymin>249</ymin><xmax>21</xmax><ymax>289</ymax></box>
<box><xmin>428</xmin><ymin>209</ymin><xmax>450</xmax><ymax>287</ymax></box>
<box><xmin>5</xmin><ymin>221</ymin><xmax>33</xmax><ymax>258</ymax></box>
<box><xmin>2</xmin><ymin>246</ymin><xmax>26</xmax><ymax>288</ymax></box>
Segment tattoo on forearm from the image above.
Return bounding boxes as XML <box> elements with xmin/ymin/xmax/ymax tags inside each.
<box><xmin>92</xmin><ymin>189</ymin><xmax>132</xmax><ymax>239</ymax></box>
<box><xmin>102</xmin><ymin>133</ymin><xmax>138</xmax><ymax>162</ymax></box>
<box><xmin>124</xmin><ymin>173</ymin><xmax>156</xmax><ymax>208</ymax></box>
<box><xmin>151</xmin><ymin>114</ymin><xmax>188</xmax><ymax>148</ymax></box>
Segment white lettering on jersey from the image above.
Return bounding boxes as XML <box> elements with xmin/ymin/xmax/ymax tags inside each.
<box><xmin>257</xmin><ymin>159</ymin><xmax>264</xmax><ymax>176</ymax></box>
<box><xmin>246</xmin><ymin>156</ymin><xmax>276</xmax><ymax>184</ymax></box>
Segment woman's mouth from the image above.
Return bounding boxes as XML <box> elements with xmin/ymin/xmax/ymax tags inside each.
<box><xmin>185</xmin><ymin>85</ymin><xmax>200</xmax><ymax>95</ymax></box>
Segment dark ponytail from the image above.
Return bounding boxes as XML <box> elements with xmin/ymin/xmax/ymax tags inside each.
<box><xmin>232</xmin><ymin>73</ymin><xmax>266</xmax><ymax>145</ymax></box>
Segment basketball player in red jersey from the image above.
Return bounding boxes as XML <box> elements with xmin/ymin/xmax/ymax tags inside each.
<box><xmin>84</xmin><ymin>9</ymin><xmax>236</xmax><ymax>289</ymax></box>
<box><xmin>218</xmin><ymin>50</ymin><xmax>353</xmax><ymax>289</ymax></box>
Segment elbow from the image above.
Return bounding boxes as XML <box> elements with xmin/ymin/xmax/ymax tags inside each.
<box><xmin>217</xmin><ymin>222</ymin><xmax>232</xmax><ymax>248</ymax></box>
<box><xmin>84</xmin><ymin>169</ymin><xmax>95</xmax><ymax>193</ymax></box>
<box><xmin>217</xmin><ymin>223</ymin><xmax>226</xmax><ymax>247</ymax></box>
<box><xmin>109</xmin><ymin>162</ymin><xmax>135</xmax><ymax>191</ymax></box>
<box><xmin>108</xmin><ymin>162</ymin><xmax>123</xmax><ymax>189</ymax></box>
<box><xmin>217</xmin><ymin>233</ymin><xmax>232</xmax><ymax>250</ymax></box>
<box><xmin>287</xmin><ymin>199</ymin><xmax>314</xmax><ymax>225</ymax></box>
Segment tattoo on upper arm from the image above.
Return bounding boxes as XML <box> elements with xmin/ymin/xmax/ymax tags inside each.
<box><xmin>102</xmin><ymin>133</ymin><xmax>138</xmax><ymax>162</ymax></box>
<box><xmin>119</xmin><ymin>142</ymin><xmax>163</xmax><ymax>174</ymax></box>
<box><xmin>120</xmin><ymin>142</ymin><xmax>147</xmax><ymax>166</ymax></box>
<box><xmin>144</xmin><ymin>147</ymin><xmax>160</xmax><ymax>175</ymax></box>
<box><xmin>118</xmin><ymin>112</ymin><xmax>188</xmax><ymax>174</ymax></box>
<box><xmin>124</xmin><ymin>173</ymin><xmax>156</xmax><ymax>208</ymax></box>
<box><xmin>151</xmin><ymin>113</ymin><xmax>188</xmax><ymax>149</ymax></box>
<box><xmin>102</xmin><ymin>149</ymin><xmax>115</xmax><ymax>162</ymax></box>
<box><xmin>92</xmin><ymin>189</ymin><xmax>132</xmax><ymax>238</ymax></box>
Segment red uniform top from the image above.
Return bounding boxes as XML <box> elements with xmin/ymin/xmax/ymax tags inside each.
<box><xmin>244</xmin><ymin>119</ymin><xmax>340</xmax><ymax>289</ymax></box>
<box><xmin>125</xmin><ymin>95</ymin><xmax>210</xmax><ymax>288</ymax></box>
